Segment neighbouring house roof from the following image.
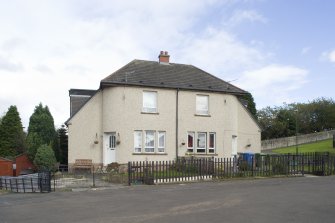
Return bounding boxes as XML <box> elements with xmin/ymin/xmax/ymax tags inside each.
<box><xmin>69</xmin><ymin>89</ymin><xmax>98</xmax><ymax>117</ymax></box>
<box><xmin>69</xmin><ymin>89</ymin><xmax>97</xmax><ymax>97</ymax></box>
<box><xmin>100</xmin><ymin>60</ymin><xmax>247</xmax><ymax>95</ymax></box>
<box><xmin>0</xmin><ymin>157</ymin><xmax>13</xmax><ymax>162</ymax></box>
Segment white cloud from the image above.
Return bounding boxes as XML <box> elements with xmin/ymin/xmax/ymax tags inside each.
<box><xmin>0</xmin><ymin>0</ymin><xmax>305</xmax><ymax>127</ymax></box>
<box><xmin>237</xmin><ymin>64</ymin><xmax>309</xmax><ymax>108</ymax></box>
<box><xmin>226</xmin><ymin>10</ymin><xmax>267</xmax><ymax>27</ymax></box>
<box><xmin>329</xmin><ymin>50</ymin><xmax>335</xmax><ymax>63</ymax></box>
<box><xmin>320</xmin><ymin>49</ymin><xmax>335</xmax><ymax>63</ymax></box>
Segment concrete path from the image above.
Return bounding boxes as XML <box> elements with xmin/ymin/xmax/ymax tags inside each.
<box><xmin>1</xmin><ymin>176</ymin><xmax>335</xmax><ymax>223</ymax></box>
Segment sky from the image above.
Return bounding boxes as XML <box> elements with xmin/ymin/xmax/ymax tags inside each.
<box><xmin>0</xmin><ymin>0</ymin><xmax>335</xmax><ymax>128</ymax></box>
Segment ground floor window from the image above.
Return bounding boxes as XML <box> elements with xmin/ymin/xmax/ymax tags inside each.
<box><xmin>197</xmin><ymin>132</ymin><xmax>207</xmax><ymax>153</ymax></box>
<box><xmin>134</xmin><ymin>130</ymin><xmax>166</xmax><ymax>153</ymax></box>
<box><xmin>158</xmin><ymin>131</ymin><xmax>166</xmax><ymax>153</ymax></box>
<box><xmin>134</xmin><ymin>131</ymin><xmax>142</xmax><ymax>153</ymax></box>
<box><xmin>209</xmin><ymin>133</ymin><xmax>216</xmax><ymax>154</ymax></box>
<box><xmin>187</xmin><ymin>132</ymin><xmax>195</xmax><ymax>153</ymax></box>
<box><xmin>187</xmin><ymin>131</ymin><xmax>216</xmax><ymax>154</ymax></box>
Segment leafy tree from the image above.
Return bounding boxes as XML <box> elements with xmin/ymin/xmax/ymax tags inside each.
<box><xmin>0</xmin><ymin>106</ymin><xmax>26</xmax><ymax>157</ymax></box>
<box><xmin>240</xmin><ymin>92</ymin><xmax>257</xmax><ymax>119</ymax></box>
<box><xmin>26</xmin><ymin>103</ymin><xmax>57</xmax><ymax>160</ymax></box>
<box><xmin>26</xmin><ymin>132</ymin><xmax>44</xmax><ymax>160</ymax></box>
<box><xmin>258</xmin><ymin>98</ymin><xmax>335</xmax><ymax>140</ymax></box>
<box><xmin>57</xmin><ymin>125</ymin><xmax>68</xmax><ymax>164</ymax></box>
<box><xmin>33</xmin><ymin>144</ymin><xmax>57</xmax><ymax>171</ymax></box>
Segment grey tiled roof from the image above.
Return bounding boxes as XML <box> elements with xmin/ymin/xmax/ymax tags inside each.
<box><xmin>100</xmin><ymin>60</ymin><xmax>246</xmax><ymax>95</ymax></box>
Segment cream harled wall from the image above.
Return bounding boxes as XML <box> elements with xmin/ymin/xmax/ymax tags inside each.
<box><xmin>237</xmin><ymin>102</ymin><xmax>261</xmax><ymax>153</ymax></box>
<box><xmin>68</xmin><ymin>92</ymin><xmax>103</xmax><ymax>167</ymax></box>
<box><xmin>68</xmin><ymin>86</ymin><xmax>261</xmax><ymax>166</ymax></box>
<box><xmin>102</xmin><ymin>86</ymin><xmax>177</xmax><ymax>163</ymax></box>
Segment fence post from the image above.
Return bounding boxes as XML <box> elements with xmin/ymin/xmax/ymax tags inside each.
<box><xmin>127</xmin><ymin>162</ymin><xmax>131</xmax><ymax>186</ymax></box>
<box><xmin>301</xmin><ymin>154</ymin><xmax>304</xmax><ymax>176</ymax></box>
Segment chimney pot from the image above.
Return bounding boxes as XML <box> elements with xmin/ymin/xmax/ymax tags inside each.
<box><xmin>158</xmin><ymin>50</ymin><xmax>170</xmax><ymax>64</ymax></box>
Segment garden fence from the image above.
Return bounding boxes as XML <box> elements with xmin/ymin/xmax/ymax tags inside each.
<box><xmin>128</xmin><ymin>152</ymin><xmax>335</xmax><ymax>185</ymax></box>
<box><xmin>0</xmin><ymin>171</ymin><xmax>51</xmax><ymax>193</ymax></box>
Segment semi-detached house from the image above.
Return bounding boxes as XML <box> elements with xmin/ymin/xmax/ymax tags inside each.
<box><xmin>66</xmin><ymin>51</ymin><xmax>261</xmax><ymax>169</ymax></box>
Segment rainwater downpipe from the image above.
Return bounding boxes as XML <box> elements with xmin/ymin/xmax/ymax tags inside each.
<box><xmin>176</xmin><ymin>88</ymin><xmax>179</xmax><ymax>160</ymax></box>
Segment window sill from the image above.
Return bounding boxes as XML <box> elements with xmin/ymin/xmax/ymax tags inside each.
<box><xmin>132</xmin><ymin>153</ymin><xmax>168</xmax><ymax>155</ymax></box>
<box><xmin>185</xmin><ymin>153</ymin><xmax>218</xmax><ymax>157</ymax></box>
<box><xmin>194</xmin><ymin>114</ymin><xmax>211</xmax><ymax>117</ymax></box>
<box><xmin>141</xmin><ymin>111</ymin><xmax>159</xmax><ymax>115</ymax></box>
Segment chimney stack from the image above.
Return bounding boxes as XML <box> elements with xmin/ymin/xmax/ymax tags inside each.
<box><xmin>158</xmin><ymin>51</ymin><xmax>170</xmax><ymax>64</ymax></box>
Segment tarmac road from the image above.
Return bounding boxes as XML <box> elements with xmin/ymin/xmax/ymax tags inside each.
<box><xmin>1</xmin><ymin>176</ymin><xmax>335</xmax><ymax>223</ymax></box>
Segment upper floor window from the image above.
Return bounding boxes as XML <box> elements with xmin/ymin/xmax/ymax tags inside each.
<box><xmin>143</xmin><ymin>91</ymin><xmax>157</xmax><ymax>113</ymax></box>
<box><xmin>196</xmin><ymin>95</ymin><xmax>209</xmax><ymax>115</ymax></box>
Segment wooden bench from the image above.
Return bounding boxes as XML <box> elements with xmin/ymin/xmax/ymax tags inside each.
<box><xmin>74</xmin><ymin>159</ymin><xmax>93</xmax><ymax>173</ymax></box>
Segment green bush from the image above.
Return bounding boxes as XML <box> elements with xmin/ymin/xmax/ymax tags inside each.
<box><xmin>33</xmin><ymin>144</ymin><xmax>57</xmax><ymax>171</ymax></box>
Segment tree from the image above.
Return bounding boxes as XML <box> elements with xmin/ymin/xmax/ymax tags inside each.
<box><xmin>57</xmin><ymin>125</ymin><xmax>68</xmax><ymax>164</ymax></box>
<box><xmin>240</xmin><ymin>92</ymin><xmax>257</xmax><ymax>119</ymax></box>
<box><xmin>0</xmin><ymin>106</ymin><xmax>26</xmax><ymax>157</ymax></box>
<box><xmin>33</xmin><ymin>144</ymin><xmax>57</xmax><ymax>171</ymax></box>
<box><xmin>26</xmin><ymin>103</ymin><xmax>57</xmax><ymax>160</ymax></box>
<box><xmin>258</xmin><ymin>98</ymin><xmax>335</xmax><ymax>140</ymax></box>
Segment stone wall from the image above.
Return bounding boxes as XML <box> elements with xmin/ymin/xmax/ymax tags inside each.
<box><xmin>261</xmin><ymin>130</ymin><xmax>335</xmax><ymax>151</ymax></box>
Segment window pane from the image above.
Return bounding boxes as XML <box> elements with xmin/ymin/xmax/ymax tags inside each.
<box><xmin>134</xmin><ymin>131</ymin><xmax>142</xmax><ymax>152</ymax></box>
<box><xmin>209</xmin><ymin>133</ymin><xmax>215</xmax><ymax>153</ymax></box>
<box><xmin>145</xmin><ymin>131</ymin><xmax>155</xmax><ymax>152</ymax></box>
<box><xmin>209</xmin><ymin>133</ymin><xmax>215</xmax><ymax>148</ymax></box>
<box><xmin>109</xmin><ymin>134</ymin><xmax>116</xmax><ymax>148</ymax></box>
<box><xmin>188</xmin><ymin>133</ymin><xmax>194</xmax><ymax>148</ymax></box>
<box><xmin>158</xmin><ymin>132</ymin><xmax>165</xmax><ymax>153</ymax></box>
<box><xmin>197</xmin><ymin>133</ymin><xmax>206</xmax><ymax>148</ymax></box>
<box><xmin>196</xmin><ymin>95</ymin><xmax>208</xmax><ymax>114</ymax></box>
<box><xmin>187</xmin><ymin>132</ymin><xmax>194</xmax><ymax>153</ymax></box>
<box><xmin>158</xmin><ymin>132</ymin><xmax>165</xmax><ymax>148</ymax></box>
<box><xmin>143</xmin><ymin>92</ymin><xmax>157</xmax><ymax>112</ymax></box>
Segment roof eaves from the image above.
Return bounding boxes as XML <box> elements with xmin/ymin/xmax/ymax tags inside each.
<box><xmin>100</xmin><ymin>81</ymin><xmax>247</xmax><ymax>95</ymax></box>
<box><xmin>237</xmin><ymin>99</ymin><xmax>263</xmax><ymax>131</ymax></box>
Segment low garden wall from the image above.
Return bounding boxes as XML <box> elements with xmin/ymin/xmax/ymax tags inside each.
<box><xmin>261</xmin><ymin>130</ymin><xmax>335</xmax><ymax>151</ymax></box>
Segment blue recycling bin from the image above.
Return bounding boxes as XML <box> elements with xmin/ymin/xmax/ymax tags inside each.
<box><xmin>241</xmin><ymin>153</ymin><xmax>254</xmax><ymax>166</ymax></box>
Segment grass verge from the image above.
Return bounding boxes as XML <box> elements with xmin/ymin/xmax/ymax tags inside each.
<box><xmin>273</xmin><ymin>139</ymin><xmax>335</xmax><ymax>154</ymax></box>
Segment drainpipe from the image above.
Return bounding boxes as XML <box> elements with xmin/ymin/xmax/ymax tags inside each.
<box><xmin>176</xmin><ymin>88</ymin><xmax>179</xmax><ymax>160</ymax></box>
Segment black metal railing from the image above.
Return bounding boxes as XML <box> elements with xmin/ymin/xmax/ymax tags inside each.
<box><xmin>0</xmin><ymin>171</ymin><xmax>51</xmax><ymax>193</ymax></box>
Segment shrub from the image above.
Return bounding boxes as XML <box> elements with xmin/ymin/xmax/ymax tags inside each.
<box><xmin>33</xmin><ymin>144</ymin><xmax>57</xmax><ymax>171</ymax></box>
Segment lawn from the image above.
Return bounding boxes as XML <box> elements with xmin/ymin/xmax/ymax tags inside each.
<box><xmin>273</xmin><ymin>139</ymin><xmax>335</xmax><ymax>154</ymax></box>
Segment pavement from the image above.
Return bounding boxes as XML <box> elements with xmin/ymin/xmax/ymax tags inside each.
<box><xmin>1</xmin><ymin>176</ymin><xmax>335</xmax><ymax>223</ymax></box>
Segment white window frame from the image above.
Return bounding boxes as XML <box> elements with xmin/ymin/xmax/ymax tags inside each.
<box><xmin>196</xmin><ymin>95</ymin><xmax>209</xmax><ymax>115</ymax></box>
<box><xmin>145</xmin><ymin>130</ymin><xmax>155</xmax><ymax>153</ymax></box>
<box><xmin>196</xmin><ymin>132</ymin><xmax>207</xmax><ymax>153</ymax></box>
<box><xmin>187</xmin><ymin>132</ymin><xmax>195</xmax><ymax>153</ymax></box>
<box><xmin>134</xmin><ymin>131</ymin><xmax>142</xmax><ymax>153</ymax></box>
<box><xmin>208</xmin><ymin>132</ymin><xmax>216</xmax><ymax>154</ymax></box>
<box><xmin>157</xmin><ymin>131</ymin><xmax>166</xmax><ymax>153</ymax></box>
<box><xmin>142</xmin><ymin>91</ymin><xmax>157</xmax><ymax>113</ymax></box>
